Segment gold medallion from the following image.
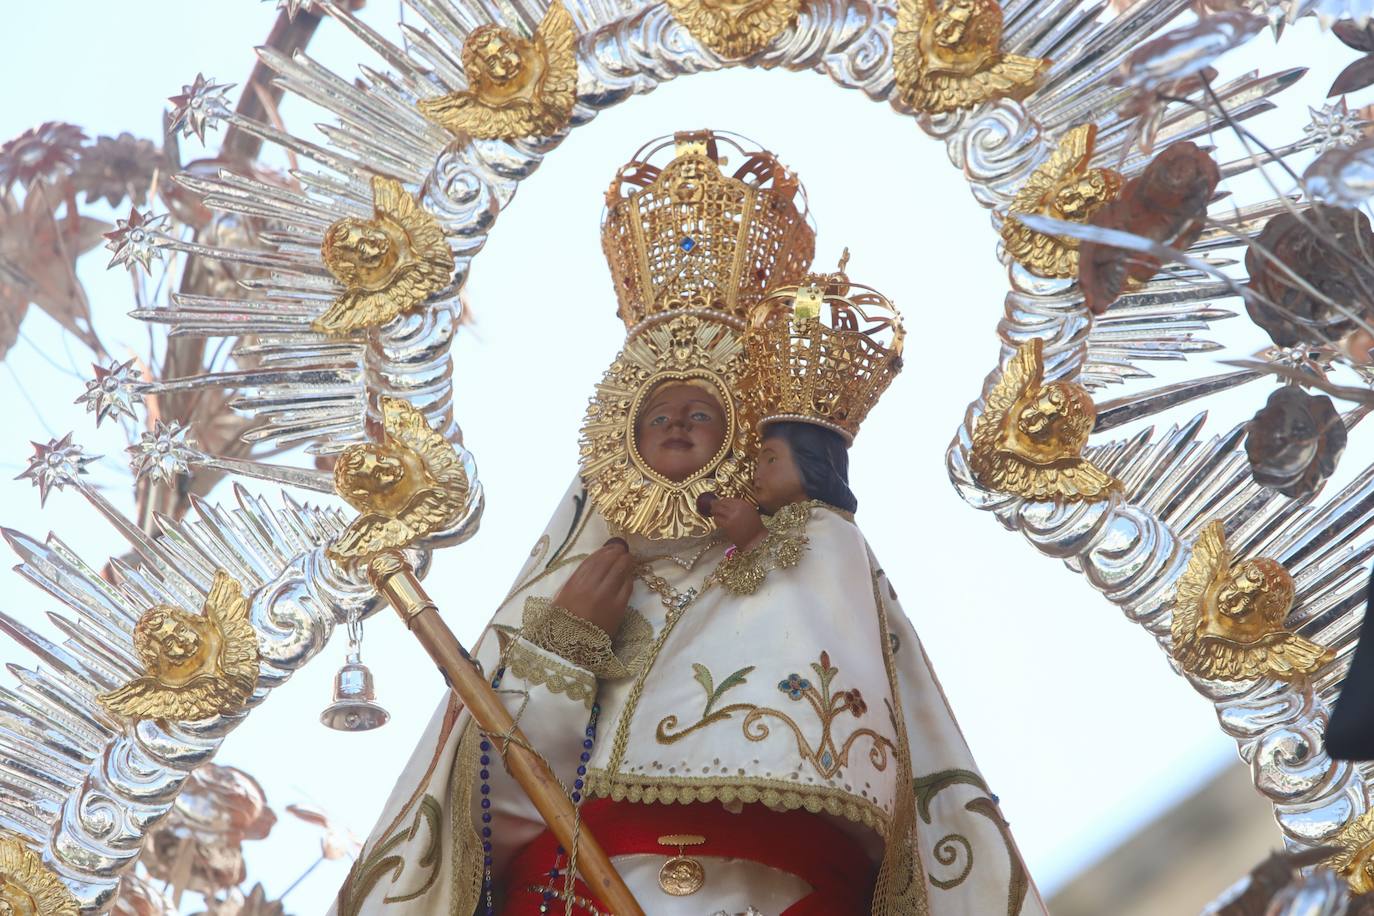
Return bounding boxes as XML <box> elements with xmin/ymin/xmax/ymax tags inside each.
<box><xmin>656</xmin><ymin>833</ymin><xmax>707</xmax><ymax>896</ymax></box>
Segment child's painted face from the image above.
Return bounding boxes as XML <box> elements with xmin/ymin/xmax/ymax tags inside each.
<box><xmin>755</xmin><ymin>434</ymin><xmax>809</xmax><ymax>513</ymax></box>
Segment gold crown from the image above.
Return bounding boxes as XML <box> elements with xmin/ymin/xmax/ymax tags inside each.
<box><xmin>743</xmin><ymin>255</ymin><xmax>905</xmax><ymax>443</ymax></box>
<box><xmin>601</xmin><ymin>130</ymin><xmax>817</xmax><ymax>333</ymax></box>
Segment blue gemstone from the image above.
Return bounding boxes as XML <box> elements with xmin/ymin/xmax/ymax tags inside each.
<box><xmin>680</xmin><ymin>236</ymin><xmax>696</xmax><ymax>252</ymax></box>
<box><xmin>479</xmin><ymin>769</ymin><xmax>489</xmax><ymax>780</ymax></box>
<box><xmin>482</xmin><ymin>812</ymin><xmax>492</xmax><ymax>823</ymax></box>
<box><xmin>576</xmin><ymin>765</ymin><xmax>586</xmax><ymax>775</ymax></box>
<box><xmin>579</xmin><ymin>752</ymin><xmax>590</xmax><ymax>762</ymax></box>
<box><xmin>583</xmin><ymin>739</ymin><xmax>594</xmax><ymax>749</ymax></box>
<box><xmin>480</xmin><ymin>754</ymin><xmax>490</xmax><ymax>765</ymax></box>
<box><xmin>481</xmin><ymin>798</ymin><xmax>491</xmax><ymax>809</ymax></box>
<box><xmin>480</xmin><ymin>784</ymin><xmax>489</xmax><ymax>795</ymax></box>
<box><xmin>480</xmin><ymin>740</ymin><xmax>491</xmax><ymax>752</ymax></box>
<box><xmin>574</xmin><ymin>778</ymin><xmax>584</xmax><ymax>789</ymax></box>
<box><xmin>571</xmin><ymin>792</ymin><xmax>582</xmax><ymax>802</ymax></box>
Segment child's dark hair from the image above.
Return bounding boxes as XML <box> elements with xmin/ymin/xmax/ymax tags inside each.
<box><xmin>762</xmin><ymin>422</ymin><xmax>858</xmax><ymax>514</ymax></box>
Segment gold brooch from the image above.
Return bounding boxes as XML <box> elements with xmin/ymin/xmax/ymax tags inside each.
<box><xmin>313</xmin><ymin>175</ymin><xmax>454</xmax><ymax>335</ymax></box>
<box><xmin>417</xmin><ymin>2</ymin><xmax>577</xmax><ymax>140</ymax></box>
<box><xmin>328</xmin><ymin>397</ymin><xmax>471</xmax><ymax>562</ymax></box>
<box><xmin>893</xmin><ymin>0</ymin><xmax>1048</xmax><ymax>115</ymax></box>
<box><xmin>666</xmin><ymin>0</ymin><xmax>802</xmax><ymax>58</ymax></box>
<box><xmin>657</xmin><ymin>834</ymin><xmax>707</xmax><ymax>896</ymax></box>
<box><xmin>0</xmin><ymin>834</ymin><xmax>80</xmax><ymax>916</ymax></box>
<box><xmin>1002</xmin><ymin>124</ymin><xmax>1123</xmax><ymax>278</ymax></box>
<box><xmin>1169</xmin><ymin>520</ymin><xmax>1333</xmax><ymax>682</ymax></box>
<box><xmin>98</xmin><ymin>570</ymin><xmax>259</xmax><ymax>723</ymax></box>
<box><xmin>969</xmin><ymin>337</ymin><xmax>1119</xmax><ymax>502</ymax></box>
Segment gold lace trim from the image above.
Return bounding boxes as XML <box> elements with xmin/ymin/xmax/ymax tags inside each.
<box><xmin>712</xmin><ymin>499</ymin><xmax>816</xmax><ymax>595</ymax></box>
<box><xmin>522</xmin><ymin>596</ymin><xmax>629</xmax><ymax>679</ymax></box>
<box><xmin>870</xmin><ymin>569</ymin><xmax>930</xmax><ymax>916</ymax></box>
<box><xmin>449</xmin><ymin>721</ymin><xmax>484</xmax><ymax>916</ymax></box>
<box><xmin>520</xmin><ymin>598</ymin><xmax>655</xmax><ymax>681</ymax></box>
<box><xmin>506</xmin><ymin>640</ymin><xmax>599</xmax><ymax>709</ymax></box>
<box><xmin>583</xmin><ymin>769</ymin><xmax>892</xmax><ymax>837</ymax></box>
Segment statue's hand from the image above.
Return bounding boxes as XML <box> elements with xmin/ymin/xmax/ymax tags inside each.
<box><xmin>553</xmin><ymin>541</ymin><xmax>634</xmax><ymax>636</ymax></box>
<box><xmin>709</xmin><ymin>498</ymin><xmax>767</xmax><ymax>551</ymax></box>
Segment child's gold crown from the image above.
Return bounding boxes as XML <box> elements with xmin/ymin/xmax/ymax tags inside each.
<box><xmin>744</xmin><ymin>253</ymin><xmax>905</xmax><ymax>443</ymax></box>
<box><xmin>601</xmin><ymin>130</ymin><xmax>816</xmax><ymax>334</ymax></box>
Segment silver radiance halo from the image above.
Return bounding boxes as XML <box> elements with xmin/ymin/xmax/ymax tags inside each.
<box><xmin>7</xmin><ymin>0</ymin><xmax>1374</xmax><ymax>911</ymax></box>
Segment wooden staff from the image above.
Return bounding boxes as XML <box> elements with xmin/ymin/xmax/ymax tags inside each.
<box><xmin>367</xmin><ymin>550</ymin><xmax>643</xmax><ymax>916</ymax></box>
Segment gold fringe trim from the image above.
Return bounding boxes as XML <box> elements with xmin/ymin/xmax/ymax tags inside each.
<box><xmin>505</xmin><ymin>639</ymin><xmax>599</xmax><ymax>709</ymax></box>
<box><xmin>583</xmin><ymin>770</ymin><xmax>892</xmax><ymax>838</ymax></box>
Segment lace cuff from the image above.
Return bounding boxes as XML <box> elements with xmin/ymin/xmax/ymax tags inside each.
<box><xmin>712</xmin><ymin>499</ymin><xmax>814</xmax><ymax>595</ymax></box>
<box><xmin>521</xmin><ymin>597</ymin><xmax>631</xmax><ymax>680</ymax></box>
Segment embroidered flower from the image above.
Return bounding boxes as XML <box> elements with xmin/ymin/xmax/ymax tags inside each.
<box><xmin>840</xmin><ymin>688</ymin><xmax>868</xmax><ymax>718</ymax></box>
<box><xmin>778</xmin><ymin>673</ymin><xmax>811</xmax><ymax>700</ymax></box>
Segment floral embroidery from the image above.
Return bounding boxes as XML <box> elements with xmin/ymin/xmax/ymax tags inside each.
<box><xmin>778</xmin><ymin>673</ymin><xmax>811</xmax><ymax>699</ymax></box>
<box><xmin>658</xmin><ymin>651</ymin><xmax>894</xmax><ymax>779</ymax></box>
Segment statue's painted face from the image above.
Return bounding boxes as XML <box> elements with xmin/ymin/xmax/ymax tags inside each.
<box><xmin>323</xmin><ymin>218</ymin><xmax>400</xmax><ymax>288</ymax></box>
<box><xmin>635</xmin><ymin>383</ymin><xmax>727</xmax><ymax>482</ymax></box>
<box><xmin>754</xmin><ymin>434</ymin><xmax>808</xmax><ymax>513</ymax></box>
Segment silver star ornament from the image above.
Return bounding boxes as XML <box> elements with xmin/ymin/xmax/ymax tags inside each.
<box><xmin>104</xmin><ymin>207</ymin><xmax>168</xmax><ymax>274</ymax></box>
<box><xmin>128</xmin><ymin>420</ymin><xmax>199</xmax><ymax>486</ymax></box>
<box><xmin>168</xmin><ymin>73</ymin><xmax>235</xmax><ymax>143</ymax></box>
<box><xmin>17</xmin><ymin>433</ymin><xmax>99</xmax><ymax>506</ymax></box>
<box><xmin>75</xmin><ymin>359</ymin><xmax>144</xmax><ymax>426</ymax></box>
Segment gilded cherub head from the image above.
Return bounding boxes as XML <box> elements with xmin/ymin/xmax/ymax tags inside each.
<box><xmin>328</xmin><ymin>398</ymin><xmax>472</xmax><ymax>562</ymax></box>
<box><xmin>665</xmin><ymin>0</ymin><xmax>803</xmax><ymax>58</ymax></box>
<box><xmin>1003</xmin><ymin>124</ymin><xmax>1123</xmax><ymax>278</ymax></box>
<box><xmin>1205</xmin><ymin>557</ymin><xmax>1294</xmax><ymax>643</ymax></box>
<box><xmin>100</xmin><ymin>571</ymin><xmax>260</xmax><ymax>722</ymax></box>
<box><xmin>417</xmin><ymin>2</ymin><xmax>576</xmax><ymax>140</ymax></box>
<box><xmin>322</xmin><ymin>217</ymin><xmax>403</xmax><ymax>290</ymax></box>
<box><xmin>314</xmin><ymin>176</ymin><xmax>453</xmax><ymax>336</ymax></box>
<box><xmin>969</xmin><ymin>338</ymin><xmax>1119</xmax><ymax>502</ymax></box>
<box><xmin>895</xmin><ymin>0</ymin><xmax>1046</xmax><ymax>115</ymax></box>
<box><xmin>1008</xmin><ymin>381</ymin><xmax>1096</xmax><ymax>461</ymax></box>
<box><xmin>134</xmin><ymin>606</ymin><xmax>220</xmax><ymax>685</ymax></box>
<box><xmin>928</xmin><ymin>0</ymin><xmax>1000</xmax><ymax>63</ymax></box>
<box><xmin>462</xmin><ymin>25</ymin><xmax>536</xmax><ymax>94</ymax></box>
<box><xmin>1170</xmin><ymin>521</ymin><xmax>1331</xmax><ymax>682</ymax></box>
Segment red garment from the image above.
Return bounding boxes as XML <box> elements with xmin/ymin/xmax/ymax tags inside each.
<box><xmin>502</xmin><ymin>798</ymin><xmax>875</xmax><ymax>914</ymax></box>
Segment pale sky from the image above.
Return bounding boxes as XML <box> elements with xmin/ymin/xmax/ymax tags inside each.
<box><xmin>0</xmin><ymin>4</ymin><xmax>1358</xmax><ymax>913</ymax></box>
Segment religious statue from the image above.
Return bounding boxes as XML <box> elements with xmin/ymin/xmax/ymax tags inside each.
<box><xmin>328</xmin><ymin>130</ymin><xmax>1043</xmax><ymax>916</ymax></box>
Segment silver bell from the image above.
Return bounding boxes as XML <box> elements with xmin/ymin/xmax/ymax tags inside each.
<box><xmin>321</xmin><ymin>650</ymin><xmax>390</xmax><ymax>731</ymax></box>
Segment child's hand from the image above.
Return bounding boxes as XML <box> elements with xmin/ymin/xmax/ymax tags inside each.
<box><xmin>709</xmin><ymin>498</ymin><xmax>767</xmax><ymax>550</ymax></box>
<box><xmin>553</xmin><ymin>539</ymin><xmax>634</xmax><ymax>635</ymax></box>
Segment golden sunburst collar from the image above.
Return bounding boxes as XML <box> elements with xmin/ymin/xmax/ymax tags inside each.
<box><xmin>601</xmin><ymin>130</ymin><xmax>815</xmax><ymax>333</ymax></box>
<box><xmin>743</xmin><ymin>258</ymin><xmax>905</xmax><ymax>442</ymax></box>
<box><xmin>579</xmin><ymin>314</ymin><xmax>754</xmax><ymax>540</ymax></box>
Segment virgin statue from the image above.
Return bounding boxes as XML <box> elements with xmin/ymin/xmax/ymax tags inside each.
<box><xmin>333</xmin><ymin>131</ymin><xmax>1046</xmax><ymax>916</ymax></box>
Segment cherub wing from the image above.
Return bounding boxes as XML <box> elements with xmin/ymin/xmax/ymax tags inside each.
<box><xmin>416</xmin><ymin>90</ymin><xmax>481</xmax><ymax>137</ymax></box>
<box><xmin>975</xmin><ymin>53</ymin><xmax>1048</xmax><ymax>102</ymax></box>
<box><xmin>99</xmin><ymin>676</ymin><xmax>244</xmax><ymax>722</ymax></box>
<box><xmin>1195</xmin><ymin>631</ymin><xmax>1334</xmax><ymax>681</ymax></box>
<box><xmin>970</xmin><ymin>338</ymin><xmax>1042</xmax><ymax>486</ymax></box>
<box><xmin>327</xmin><ymin>491</ymin><xmax>454</xmax><ymax>560</ymax></box>
<box><xmin>312</xmin><ymin>263</ymin><xmax>443</xmax><ymax>336</ymax></box>
<box><xmin>1003</xmin><ymin>456</ymin><xmax>1120</xmax><ymax>502</ymax></box>
<box><xmin>206</xmin><ymin>571</ymin><xmax>259</xmax><ymax>687</ymax></box>
<box><xmin>892</xmin><ymin>0</ymin><xmax>929</xmax><ymax>96</ymax></box>
<box><xmin>374</xmin><ymin>176</ymin><xmax>455</xmax><ymax>283</ymax></box>
<box><xmin>534</xmin><ymin>1</ymin><xmax>578</xmax><ymax>106</ymax></box>
<box><xmin>1171</xmin><ymin>520</ymin><xmax>1228</xmax><ymax>655</ymax></box>
<box><xmin>382</xmin><ymin>396</ymin><xmax>466</xmax><ymax>490</ymax></box>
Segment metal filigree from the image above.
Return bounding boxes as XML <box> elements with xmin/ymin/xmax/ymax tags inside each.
<box><xmin>328</xmin><ymin>397</ymin><xmax>472</xmax><ymax>562</ymax></box>
<box><xmin>1001</xmin><ymin>124</ymin><xmax>1122</xmax><ymax>278</ymax></box>
<box><xmin>893</xmin><ymin>0</ymin><xmax>1049</xmax><ymax>115</ymax></box>
<box><xmin>666</xmin><ymin>0</ymin><xmax>802</xmax><ymax>58</ymax></box>
<box><xmin>416</xmin><ymin>2</ymin><xmax>576</xmax><ymax>140</ymax></box>
<box><xmin>98</xmin><ymin>570</ymin><xmax>260</xmax><ymax>722</ymax></box>
<box><xmin>0</xmin><ymin>834</ymin><xmax>79</xmax><ymax>916</ymax></box>
<box><xmin>968</xmin><ymin>338</ymin><xmax>1119</xmax><ymax>502</ymax></box>
<box><xmin>1169</xmin><ymin>520</ymin><xmax>1333</xmax><ymax>682</ymax></box>
<box><xmin>314</xmin><ymin>175</ymin><xmax>454</xmax><ymax>335</ymax></box>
